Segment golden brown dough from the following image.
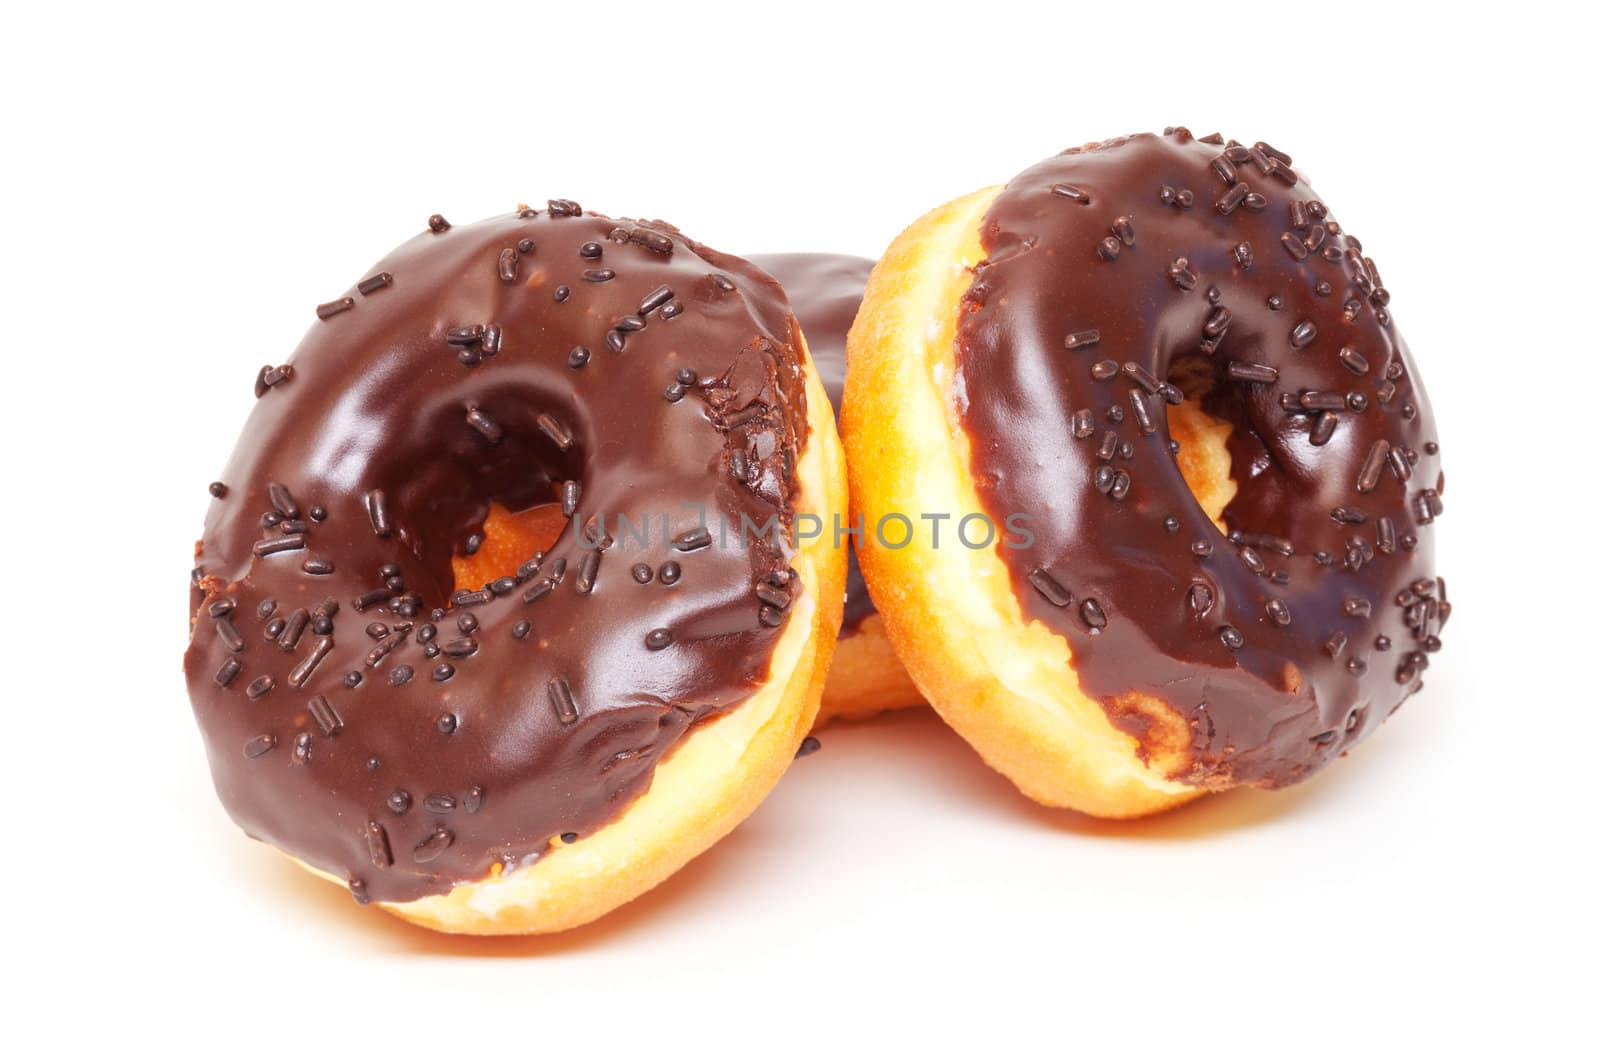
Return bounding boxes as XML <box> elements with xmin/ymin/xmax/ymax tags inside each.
<box><xmin>844</xmin><ymin>189</ymin><xmax>1219</xmax><ymax>817</ymax></box>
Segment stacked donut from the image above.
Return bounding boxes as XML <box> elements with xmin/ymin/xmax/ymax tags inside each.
<box><xmin>186</xmin><ymin>129</ymin><xmax>1447</xmax><ymax>934</ymax></box>
<box><xmin>748</xmin><ymin>254</ymin><xmax>925</xmax><ymax>725</ymax></box>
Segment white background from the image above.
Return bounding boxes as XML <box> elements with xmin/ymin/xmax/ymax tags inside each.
<box><xmin>5</xmin><ymin>2</ymin><xmax>1590</xmax><ymax>1047</ymax></box>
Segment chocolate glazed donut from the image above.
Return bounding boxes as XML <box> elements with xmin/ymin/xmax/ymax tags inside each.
<box><xmin>846</xmin><ymin>130</ymin><xmax>1446</xmax><ymax>816</ymax></box>
<box><xmin>186</xmin><ymin>205</ymin><xmax>847</xmax><ymax>931</ymax></box>
<box><xmin>749</xmin><ymin>254</ymin><xmax>923</xmax><ymax>724</ymax></box>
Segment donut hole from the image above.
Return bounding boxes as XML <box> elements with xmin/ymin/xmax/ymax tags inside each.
<box><xmin>371</xmin><ymin>392</ymin><xmax>593</xmax><ymax>608</ymax></box>
<box><xmin>451</xmin><ymin>500</ymin><xmax>569</xmax><ymax>592</ymax></box>
<box><xmin>1164</xmin><ymin>354</ymin><xmax>1237</xmax><ymax>527</ymax></box>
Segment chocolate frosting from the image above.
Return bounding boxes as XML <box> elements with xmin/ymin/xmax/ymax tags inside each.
<box><xmin>955</xmin><ymin>131</ymin><xmax>1446</xmax><ymax>787</ymax></box>
<box><xmin>749</xmin><ymin>253</ymin><xmax>876</xmax><ymax>634</ymax></box>
<box><xmin>185</xmin><ymin>205</ymin><xmax>811</xmax><ymax>903</ymax></box>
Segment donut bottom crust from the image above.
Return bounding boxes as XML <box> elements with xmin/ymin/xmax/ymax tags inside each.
<box><xmin>814</xmin><ymin>611</ymin><xmax>924</xmax><ymax>726</ymax></box>
<box><xmin>292</xmin><ymin>340</ymin><xmax>849</xmax><ymax>934</ymax></box>
<box><xmin>844</xmin><ymin>186</ymin><xmax>1239</xmax><ymax>819</ymax></box>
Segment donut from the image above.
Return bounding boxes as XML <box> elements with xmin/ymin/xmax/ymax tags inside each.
<box><xmin>185</xmin><ymin>204</ymin><xmax>847</xmax><ymax>933</ymax></box>
<box><xmin>748</xmin><ymin>254</ymin><xmax>923</xmax><ymax>725</ymax></box>
<box><xmin>845</xmin><ymin>130</ymin><xmax>1447</xmax><ymax>818</ymax></box>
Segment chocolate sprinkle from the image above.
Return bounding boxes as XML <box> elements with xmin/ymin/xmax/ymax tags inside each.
<box><xmin>308</xmin><ymin>694</ymin><xmax>344</xmax><ymax>737</ymax></box>
<box><xmin>1356</xmin><ymin>439</ymin><xmax>1392</xmax><ymax>493</ymax></box>
<box><xmin>465</xmin><ymin>407</ymin><xmax>502</xmax><ymax>444</ymax></box>
<box><xmin>536</xmin><ymin>413</ymin><xmax>573</xmax><ymax>450</ymax></box>
<box><xmin>289</xmin><ymin>638</ymin><xmax>333</xmax><ymax>688</ymax></box>
<box><xmin>215</xmin><ymin>658</ymin><xmax>242</xmax><ymax>688</ymax></box>
<box><xmin>363</xmin><ymin>489</ymin><xmax>391</xmax><ymax>538</ymax></box>
<box><xmin>244</xmin><ymin>735</ymin><xmax>278</xmax><ymax>759</ymax></box>
<box><xmin>548</xmin><ymin>677</ymin><xmax>579</xmax><ymax>725</ymax></box>
<box><xmin>1028</xmin><ymin>568</ymin><xmax>1072</xmax><ymax>607</ymax></box>
<box><xmin>1228</xmin><ymin>361</ymin><xmax>1279</xmax><ymax>384</ymax></box>
<box><xmin>673</xmin><ymin>526</ymin><xmax>713</xmax><ymax>552</ymax></box>
<box><xmin>252</xmin><ymin>535</ymin><xmax>305</xmax><ymax>557</ymax></box>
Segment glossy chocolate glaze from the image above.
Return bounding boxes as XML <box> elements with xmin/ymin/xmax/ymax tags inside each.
<box><xmin>749</xmin><ymin>253</ymin><xmax>876</xmax><ymax>634</ymax></box>
<box><xmin>186</xmin><ymin>206</ymin><xmax>810</xmax><ymax>903</ymax></box>
<box><xmin>956</xmin><ymin>131</ymin><xmax>1446</xmax><ymax>787</ymax></box>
